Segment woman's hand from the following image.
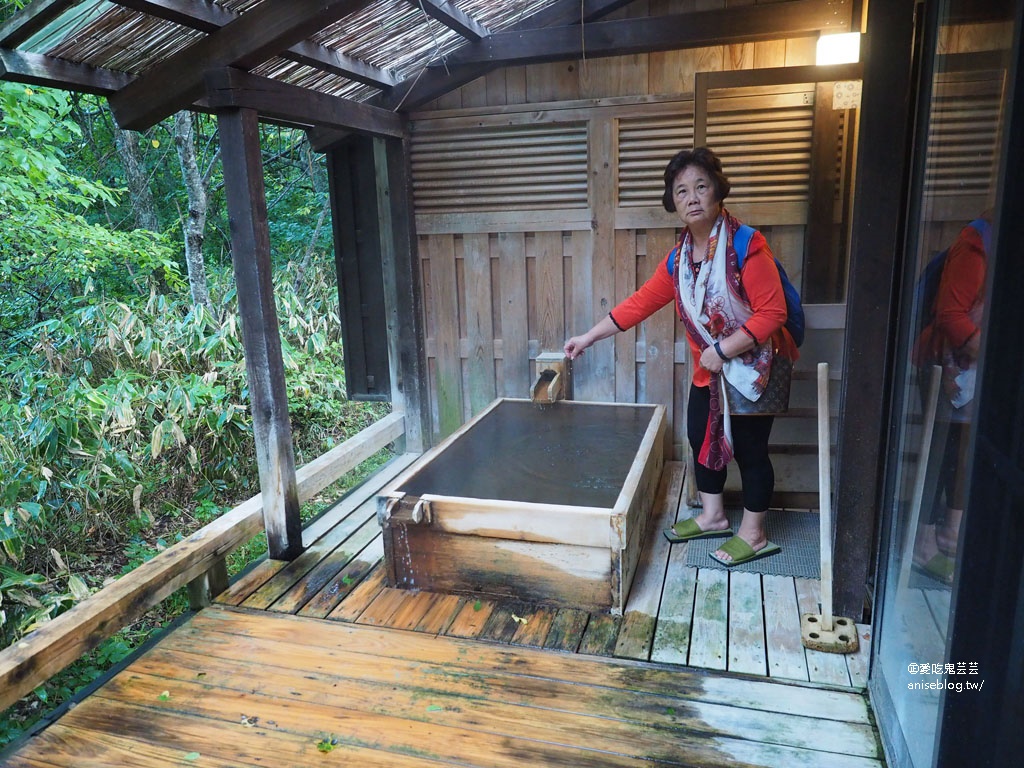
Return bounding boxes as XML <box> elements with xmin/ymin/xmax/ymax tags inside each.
<box><xmin>698</xmin><ymin>344</ymin><xmax>726</xmax><ymax>374</ymax></box>
<box><xmin>564</xmin><ymin>314</ymin><xmax>621</xmax><ymax>360</ymax></box>
<box><xmin>564</xmin><ymin>334</ymin><xmax>592</xmax><ymax>360</ymax></box>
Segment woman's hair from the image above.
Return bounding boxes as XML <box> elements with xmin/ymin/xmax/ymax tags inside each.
<box><xmin>661</xmin><ymin>146</ymin><xmax>731</xmax><ymax>212</ymax></box>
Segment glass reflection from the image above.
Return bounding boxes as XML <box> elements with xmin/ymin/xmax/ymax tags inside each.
<box><xmin>876</xmin><ymin>1</ymin><xmax>1013</xmax><ymax>766</ymax></box>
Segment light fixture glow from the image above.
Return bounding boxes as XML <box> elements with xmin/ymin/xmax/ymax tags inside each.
<box><xmin>816</xmin><ymin>32</ymin><xmax>861</xmax><ymax>66</ymax></box>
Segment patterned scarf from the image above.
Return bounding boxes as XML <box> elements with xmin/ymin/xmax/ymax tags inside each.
<box><xmin>672</xmin><ymin>209</ymin><xmax>774</xmax><ymax>470</ymax></box>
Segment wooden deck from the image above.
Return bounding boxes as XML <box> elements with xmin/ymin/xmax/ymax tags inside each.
<box><xmin>3</xmin><ymin>457</ymin><xmax>880</xmax><ymax>767</ymax></box>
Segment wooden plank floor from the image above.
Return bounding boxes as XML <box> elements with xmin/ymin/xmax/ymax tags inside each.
<box><xmin>4</xmin><ymin>456</ymin><xmax>881</xmax><ymax>767</ymax></box>
<box><xmin>217</xmin><ymin>456</ymin><xmax>871</xmax><ymax>689</ymax></box>
<box><xmin>5</xmin><ymin>606</ymin><xmax>882</xmax><ymax>768</ymax></box>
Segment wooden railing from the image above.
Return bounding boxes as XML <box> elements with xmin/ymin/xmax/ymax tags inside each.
<box><xmin>0</xmin><ymin>412</ymin><xmax>405</xmax><ymax>713</ymax></box>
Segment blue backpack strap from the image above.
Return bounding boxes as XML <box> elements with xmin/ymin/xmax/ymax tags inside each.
<box><xmin>666</xmin><ymin>243</ymin><xmax>680</xmax><ymax>278</ymax></box>
<box><xmin>734</xmin><ymin>224</ymin><xmax>755</xmax><ymax>266</ymax></box>
<box><xmin>669</xmin><ymin>223</ymin><xmax>756</xmax><ymax>276</ymax></box>
<box><xmin>968</xmin><ymin>217</ymin><xmax>992</xmax><ymax>255</ymax></box>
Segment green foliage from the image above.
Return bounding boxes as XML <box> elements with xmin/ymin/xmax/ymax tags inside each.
<box><xmin>0</xmin><ymin>83</ymin><xmax>179</xmax><ymax>335</ymax></box>
<box><xmin>0</xmin><ymin>67</ymin><xmax>377</xmax><ymax>750</ymax></box>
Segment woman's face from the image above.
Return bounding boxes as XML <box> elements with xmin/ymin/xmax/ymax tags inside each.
<box><xmin>671</xmin><ymin>164</ymin><xmax>722</xmax><ymax>231</ymax></box>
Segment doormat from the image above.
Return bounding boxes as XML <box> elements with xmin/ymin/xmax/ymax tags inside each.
<box><xmin>681</xmin><ymin>508</ymin><xmax>821</xmax><ymax>579</ymax></box>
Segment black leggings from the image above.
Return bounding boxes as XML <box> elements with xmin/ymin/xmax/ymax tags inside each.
<box><xmin>687</xmin><ymin>383</ymin><xmax>775</xmax><ymax>512</ymax></box>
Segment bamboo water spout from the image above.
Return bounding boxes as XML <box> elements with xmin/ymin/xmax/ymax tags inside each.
<box><xmin>530</xmin><ymin>352</ymin><xmax>571</xmax><ymax>404</ymax></box>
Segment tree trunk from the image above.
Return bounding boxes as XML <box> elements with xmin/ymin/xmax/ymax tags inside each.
<box><xmin>292</xmin><ymin>141</ymin><xmax>330</xmax><ymax>292</ymax></box>
<box><xmin>172</xmin><ymin>111</ymin><xmax>214</xmax><ymax>314</ymax></box>
<box><xmin>114</xmin><ymin>128</ymin><xmax>160</xmax><ymax>232</ymax></box>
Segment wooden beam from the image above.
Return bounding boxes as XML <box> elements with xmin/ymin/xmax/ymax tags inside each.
<box><xmin>434</xmin><ymin>0</ymin><xmax>852</xmax><ymax>69</ymax></box>
<box><xmin>204</xmin><ymin>68</ymin><xmax>404</xmax><ymax>137</ymax></box>
<box><xmin>110</xmin><ymin>0</ymin><xmax>236</xmax><ymax>32</ymax></box>
<box><xmin>308</xmin><ymin>0</ymin><xmax>636</xmax><ymax>147</ymax></box>
<box><xmin>217</xmin><ymin>106</ymin><xmax>302</xmax><ymax>560</ymax></box>
<box><xmin>284</xmin><ymin>38</ymin><xmax>397</xmax><ymax>89</ymax></box>
<box><xmin>0</xmin><ymin>49</ymin><xmax>133</xmax><ymax>95</ymax></box>
<box><xmin>0</xmin><ymin>0</ymin><xmax>75</xmax><ymax>48</ymax></box>
<box><xmin>110</xmin><ymin>0</ymin><xmax>396</xmax><ymax>88</ymax></box>
<box><xmin>513</xmin><ymin>0</ymin><xmax>641</xmax><ymax>28</ymax></box>
<box><xmin>832</xmin><ymin>0</ymin><xmax>917</xmax><ymax>620</ymax></box>
<box><xmin>405</xmin><ymin>0</ymin><xmax>490</xmax><ymax>41</ymax></box>
<box><xmin>109</xmin><ymin>0</ymin><xmax>371</xmax><ymax>130</ymax></box>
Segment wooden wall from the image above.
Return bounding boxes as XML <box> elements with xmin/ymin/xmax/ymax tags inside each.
<box><xmin>408</xmin><ymin>18</ymin><xmax>834</xmax><ymax>456</ymax></box>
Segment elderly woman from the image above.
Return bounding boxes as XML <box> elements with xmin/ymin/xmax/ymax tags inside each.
<box><xmin>564</xmin><ymin>147</ymin><xmax>798</xmax><ymax>566</ymax></box>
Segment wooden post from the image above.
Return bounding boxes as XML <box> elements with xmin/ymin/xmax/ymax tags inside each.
<box><xmin>374</xmin><ymin>134</ymin><xmax>428</xmax><ymax>453</ymax></box>
<box><xmin>800</xmin><ymin>362</ymin><xmax>858</xmax><ymax>653</ymax></box>
<box><xmin>217</xmin><ymin>107</ymin><xmax>302</xmax><ymax>560</ymax></box>
<box><xmin>186</xmin><ymin>558</ymin><xmax>230</xmax><ymax>609</ymax></box>
<box><xmin>817</xmin><ymin>362</ymin><xmax>834</xmax><ymax>631</ymax></box>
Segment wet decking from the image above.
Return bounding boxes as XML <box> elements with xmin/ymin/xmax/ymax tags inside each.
<box><xmin>3</xmin><ymin>457</ymin><xmax>881</xmax><ymax>767</ymax></box>
<box><xmin>220</xmin><ymin>457</ymin><xmax>871</xmax><ymax>689</ymax></box>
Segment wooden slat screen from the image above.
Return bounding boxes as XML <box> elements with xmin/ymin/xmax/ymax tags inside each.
<box><xmin>704</xmin><ymin>85</ymin><xmax>815</xmax><ymax>204</ymax></box>
<box><xmin>617</xmin><ymin>103</ymin><xmax>695</xmax><ymax>207</ymax></box>
<box><xmin>409</xmin><ymin>122</ymin><xmax>588</xmax><ymax>213</ymax></box>
<box><xmin>924</xmin><ymin>73</ymin><xmax>1004</xmax><ymax>199</ymax></box>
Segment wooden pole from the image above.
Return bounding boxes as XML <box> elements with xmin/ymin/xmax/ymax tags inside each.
<box><xmin>817</xmin><ymin>362</ymin><xmax>834</xmax><ymax>631</ymax></box>
<box><xmin>218</xmin><ymin>106</ymin><xmax>302</xmax><ymax>560</ymax></box>
<box><xmin>800</xmin><ymin>361</ymin><xmax>858</xmax><ymax>653</ymax></box>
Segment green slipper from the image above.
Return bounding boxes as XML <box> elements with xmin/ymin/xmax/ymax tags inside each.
<box><xmin>663</xmin><ymin>518</ymin><xmax>732</xmax><ymax>543</ymax></box>
<box><xmin>708</xmin><ymin>535</ymin><xmax>781</xmax><ymax>567</ymax></box>
<box><xmin>912</xmin><ymin>553</ymin><xmax>955</xmax><ymax>585</ymax></box>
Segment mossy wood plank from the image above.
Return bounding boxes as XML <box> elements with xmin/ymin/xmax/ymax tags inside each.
<box><xmin>510</xmin><ymin>606</ymin><xmax>556</xmax><ymax>647</ymax></box>
<box><xmin>189</xmin><ymin>608</ymin><xmax>874</xmax><ymax>723</ymax></box>
<box><xmin>479</xmin><ymin>601</ymin><xmax>528</xmax><ymax>643</ymax></box>
<box><xmin>216</xmin><ymin>558</ymin><xmax>287</xmax><ymax>606</ymax></box>
<box><xmin>426</xmin><ymin>234</ymin><xmax>463</xmax><ymax>438</ymax></box>
<box><xmin>148</xmin><ymin>623</ymin><xmax>881</xmax><ymax>760</ymax></box>
<box><xmin>650</xmin><ymin>558</ymin><xmax>698</xmax><ymax>666</ymax></box>
<box><xmin>84</xmin><ymin>676</ymin><xmax>660</xmax><ymax>768</ymax></box>
<box><xmin>462</xmin><ymin>232</ymin><xmax>497</xmax><ymax>415</ymax></box>
<box><xmin>241</xmin><ymin>499</ymin><xmax>376</xmax><ymax>609</ymax></box>
<box><xmin>727</xmin><ymin>571</ymin><xmax>767</xmax><ymax>676</ymax></box>
<box><xmin>296</xmin><ymin>537</ymin><xmax>384</xmax><ymax>618</ymax></box>
<box><xmin>327</xmin><ymin>565</ymin><xmax>386</xmax><ymax>622</ymax></box>
<box><xmin>642</xmin><ymin>229</ymin><xmax>679</xmax><ymax>450</ymax></box>
<box><xmin>497</xmin><ymin>232</ymin><xmax>530</xmax><ymax>398</ymax></box>
<box><xmin>0</xmin><ymin>719</ymin><xmax>309</xmax><ymax>768</ymax></box>
<box><xmin>614</xmin><ymin>229</ymin><xmax>638</xmax><ymax>403</ymax></box>
<box><xmin>534</xmin><ymin>230</ymin><xmax>565</xmax><ymax>352</ymax></box>
<box><xmin>380</xmin><ymin>589</ymin><xmax>443</xmax><ymax>630</ymax></box>
<box><xmin>265</xmin><ymin>517</ymin><xmax>381</xmax><ymax>614</ymax></box>
<box><xmin>103</xmin><ymin>653</ymin><xmax>880</xmax><ymax>767</ymax></box>
<box><xmin>795</xmin><ymin>577</ymin><xmax>852</xmax><ymax>687</ymax></box>
<box><xmin>615</xmin><ymin>419</ymin><xmax>669</xmax><ymax>613</ymax></box>
<box><xmin>357</xmin><ymin>586</ymin><xmax>415</xmax><ymax>627</ymax></box>
<box><xmin>846</xmin><ymin>624</ymin><xmax>872</xmax><ymax>689</ymax></box>
<box><xmin>444</xmin><ymin>597</ymin><xmax>496</xmax><ymax>638</ymax></box>
<box><xmin>578</xmin><ymin>612</ymin><xmax>622</xmax><ymax>656</ymax></box>
<box><xmin>414</xmin><ymin>593</ymin><xmax>465</xmax><ymax>634</ymax></box>
<box><xmin>615</xmin><ymin>462</ymin><xmax>681</xmax><ymax>659</ymax></box>
<box><xmin>543</xmin><ymin>608</ymin><xmax>589</xmax><ymax>652</ymax></box>
<box><xmin>689</xmin><ymin>568</ymin><xmax>729</xmax><ymax>670</ymax></box>
<box><xmin>761</xmin><ymin>574</ymin><xmax>809</xmax><ymax>681</ymax></box>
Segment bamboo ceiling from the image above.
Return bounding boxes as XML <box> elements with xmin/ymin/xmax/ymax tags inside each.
<box><xmin>0</xmin><ymin>0</ymin><xmax>855</xmax><ymax>137</ymax></box>
<box><xmin>4</xmin><ymin>0</ymin><xmax>564</xmax><ymax>101</ymax></box>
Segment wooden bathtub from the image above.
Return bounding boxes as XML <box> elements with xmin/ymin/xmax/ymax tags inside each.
<box><xmin>377</xmin><ymin>398</ymin><xmax>666</xmax><ymax>614</ymax></box>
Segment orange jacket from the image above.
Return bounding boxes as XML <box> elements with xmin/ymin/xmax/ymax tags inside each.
<box><xmin>609</xmin><ymin>230</ymin><xmax>798</xmax><ymax>387</ymax></box>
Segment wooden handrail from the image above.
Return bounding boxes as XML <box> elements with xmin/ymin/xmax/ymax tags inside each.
<box><xmin>0</xmin><ymin>412</ymin><xmax>405</xmax><ymax>713</ymax></box>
